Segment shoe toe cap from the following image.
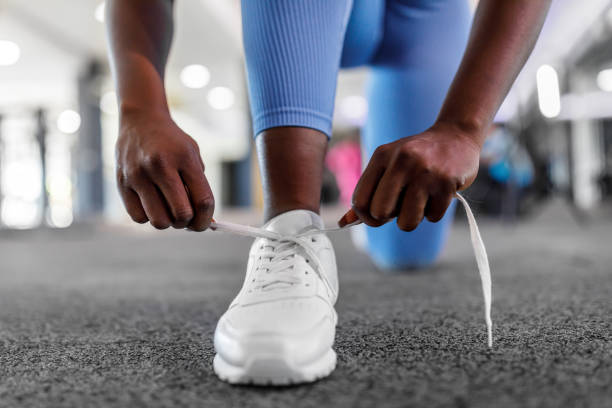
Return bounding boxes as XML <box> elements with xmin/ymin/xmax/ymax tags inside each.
<box><xmin>214</xmin><ymin>298</ymin><xmax>336</xmax><ymax>366</ymax></box>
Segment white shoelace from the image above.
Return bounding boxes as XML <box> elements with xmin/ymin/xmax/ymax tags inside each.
<box><xmin>251</xmin><ymin>238</ymin><xmax>327</xmax><ymax>292</ymax></box>
<box><xmin>210</xmin><ymin>193</ymin><xmax>493</xmax><ymax>348</ymax></box>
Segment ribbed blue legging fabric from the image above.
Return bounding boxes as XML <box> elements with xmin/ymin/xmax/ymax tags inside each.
<box><xmin>241</xmin><ymin>0</ymin><xmax>472</xmax><ymax>269</ymax></box>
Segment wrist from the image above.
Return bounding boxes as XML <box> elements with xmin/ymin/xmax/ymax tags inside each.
<box><xmin>431</xmin><ymin>119</ymin><xmax>487</xmax><ymax>150</ymax></box>
<box><xmin>119</xmin><ymin>101</ymin><xmax>171</xmax><ymax>123</ymax></box>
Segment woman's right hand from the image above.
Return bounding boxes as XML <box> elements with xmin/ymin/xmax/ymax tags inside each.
<box><xmin>116</xmin><ymin>108</ymin><xmax>215</xmax><ymax>231</ymax></box>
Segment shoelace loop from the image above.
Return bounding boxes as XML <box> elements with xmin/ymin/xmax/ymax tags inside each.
<box><xmin>210</xmin><ymin>193</ymin><xmax>493</xmax><ymax>348</ymax></box>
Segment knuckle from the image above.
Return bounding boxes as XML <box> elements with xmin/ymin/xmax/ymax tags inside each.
<box><xmin>419</xmin><ymin>168</ymin><xmax>433</xmax><ymax>180</ymax></box>
<box><xmin>390</xmin><ymin>155</ymin><xmax>409</xmax><ymax>171</ymax></box>
<box><xmin>143</xmin><ymin>153</ymin><xmax>169</xmax><ymax>172</ymax></box>
<box><xmin>124</xmin><ymin>165</ymin><xmax>142</xmax><ymax>179</ymax></box>
<box><xmin>173</xmin><ymin>207</ymin><xmax>194</xmax><ymax>223</ymax></box>
<box><xmin>122</xmin><ymin>168</ymin><xmax>146</xmax><ymax>186</ymax></box>
<box><xmin>189</xmin><ymin>140</ymin><xmax>202</xmax><ymax>156</ymax></box>
<box><xmin>116</xmin><ymin>167</ymin><xmax>127</xmax><ymax>184</ymax></box>
<box><xmin>194</xmin><ymin>196</ymin><xmax>215</xmax><ymax>212</ymax></box>
<box><xmin>185</xmin><ymin>152</ymin><xmax>204</xmax><ymax>169</ymax></box>
<box><xmin>118</xmin><ymin>166</ymin><xmax>140</xmax><ymax>185</ymax></box>
<box><xmin>373</xmin><ymin>145</ymin><xmax>386</xmax><ymax>155</ymax></box>
<box><xmin>374</xmin><ymin>144</ymin><xmax>390</xmax><ymax>158</ymax></box>
<box><xmin>351</xmin><ymin>196</ymin><xmax>368</xmax><ymax>213</ymax></box>
<box><xmin>397</xmin><ymin>146</ymin><xmax>414</xmax><ymax>160</ymax></box>
<box><xmin>370</xmin><ymin>207</ymin><xmax>389</xmax><ymax>221</ymax></box>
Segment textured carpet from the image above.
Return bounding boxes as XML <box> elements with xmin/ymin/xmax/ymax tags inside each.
<box><xmin>0</xmin><ymin>204</ymin><xmax>610</xmax><ymax>408</ymax></box>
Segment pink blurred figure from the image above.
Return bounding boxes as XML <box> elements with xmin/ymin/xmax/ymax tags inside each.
<box><xmin>326</xmin><ymin>141</ymin><xmax>362</xmax><ymax>207</ymax></box>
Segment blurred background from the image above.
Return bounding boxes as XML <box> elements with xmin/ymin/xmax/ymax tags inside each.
<box><xmin>1</xmin><ymin>2</ymin><xmax>611</xmax><ymax>406</ymax></box>
<box><xmin>0</xmin><ymin>0</ymin><xmax>611</xmax><ymax>229</ymax></box>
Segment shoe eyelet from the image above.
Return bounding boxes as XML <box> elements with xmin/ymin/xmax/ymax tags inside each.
<box><xmin>311</xmin><ymin>238</ymin><xmax>316</xmax><ymax>243</ymax></box>
<box><xmin>305</xmin><ymin>283</ymin><xmax>310</xmax><ymax>287</ymax></box>
<box><xmin>304</xmin><ymin>271</ymin><xmax>308</xmax><ymax>275</ymax></box>
<box><xmin>305</xmin><ymin>259</ymin><xmax>309</xmax><ymax>263</ymax></box>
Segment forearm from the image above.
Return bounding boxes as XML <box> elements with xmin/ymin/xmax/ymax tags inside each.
<box><xmin>106</xmin><ymin>0</ymin><xmax>175</xmax><ymax>116</ymax></box>
<box><xmin>436</xmin><ymin>0</ymin><xmax>551</xmax><ymax>146</ymax></box>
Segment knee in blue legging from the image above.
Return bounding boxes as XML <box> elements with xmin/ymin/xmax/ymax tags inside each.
<box><xmin>340</xmin><ymin>0</ymin><xmax>384</xmax><ymax>68</ymax></box>
<box><xmin>359</xmin><ymin>0</ymin><xmax>472</xmax><ymax>269</ymax></box>
<box><xmin>241</xmin><ymin>0</ymin><xmax>472</xmax><ymax>269</ymax></box>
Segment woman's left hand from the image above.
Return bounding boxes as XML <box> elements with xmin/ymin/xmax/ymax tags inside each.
<box><xmin>339</xmin><ymin>122</ymin><xmax>482</xmax><ymax>230</ymax></box>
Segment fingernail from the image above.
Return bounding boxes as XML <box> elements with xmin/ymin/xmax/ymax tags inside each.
<box><xmin>338</xmin><ymin>213</ymin><xmax>349</xmax><ymax>228</ymax></box>
<box><xmin>338</xmin><ymin>209</ymin><xmax>359</xmax><ymax>227</ymax></box>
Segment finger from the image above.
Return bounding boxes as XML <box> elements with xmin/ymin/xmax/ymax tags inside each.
<box><xmin>134</xmin><ymin>183</ymin><xmax>172</xmax><ymax>230</ymax></box>
<box><xmin>425</xmin><ymin>185</ymin><xmax>454</xmax><ymax>223</ymax></box>
<box><xmin>180</xmin><ymin>162</ymin><xmax>215</xmax><ymax>232</ymax></box>
<box><xmin>338</xmin><ymin>208</ymin><xmax>359</xmax><ymax>227</ymax></box>
<box><xmin>154</xmin><ymin>171</ymin><xmax>194</xmax><ymax>229</ymax></box>
<box><xmin>369</xmin><ymin>162</ymin><xmax>408</xmax><ymax>222</ymax></box>
<box><xmin>352</xmin><ymin>153</ymin><xmax>387</xmax><ymax>227</ymax></box>
<box><xmin>397</xmin><ymin>185</ymin><xmax>429</xmax><ymax>232</ymax></box>
<box><xmin>118</xmin><ymin>185</ymin><xmax>148</xmax><ymax>224</ymax></box>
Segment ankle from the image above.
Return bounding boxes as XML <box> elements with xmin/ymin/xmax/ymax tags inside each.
<box><xmin>256</xmin><ymin>127</ymin><xmax>328</xmax><ymax>223</ymax></box>
<box><xmin>264</xmin><ymin>202</ymin><xmax>320</xmax><ymax>222</ymax></box>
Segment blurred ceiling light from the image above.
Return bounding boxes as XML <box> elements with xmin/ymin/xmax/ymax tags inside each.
<box><xmin>47</xmin><ymin>176</ymin><xmax>73</xmax><ymax>201</ymax></box>
<box><xmin>180</xmin><ymin>64</ymin><xmax>210</xmax><ymax>89</ymax></box>
<box><xmin>536</xmin><ymin>64</ymin><xmax>561</xmax><ymax>118</ymax></box>
<box><xmin>100</xmin><ymin>91</ymin><xmax>118</xmax><ymax>115</ymax></box>
<box><xmin>596</xmin><ymin>69</ymin><xmax>612</xmax><ymax>92</ymax></box>
<box><xmin>340</xmin><ymin>95</ymin><xmax>368</xmax><ymax>124</ymax></box>
<box><xmin>3</xmin><ymin>162</ymin><xmax>42</xmax><ymax>200</ymax></box>
<box><xmin>57</xmin><ymin>110</ymin><xmax>82</xmax><ymax>134</ymax></box>
<box><xmin>95</xmin><ymin>2</ymin><xmax>105</xmax><ymax>23</ymax></box>
<box><xmin>207</xmin><ymin>86</ymin><xmax>235</xmax><ymax>110</ymax></box>
<box><xmin>0</xmin><ymin>40</ymin><xmax>21</xmax><ymax>66</ymax></box>
<box><xmin>1</xmin><ymin>200</ymin><xmax>40</xmax><ymax>229</ymax></box>
<box><xmin>49</xmin><ymin>204</ymin><xmax>73</xmax><ymax>228</ymax></box>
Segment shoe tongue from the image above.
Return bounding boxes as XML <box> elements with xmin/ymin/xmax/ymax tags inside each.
<box><xmin>264</xmin><ymin>210</ymin><xmax>323</xmax><ymax>235</ymax></box>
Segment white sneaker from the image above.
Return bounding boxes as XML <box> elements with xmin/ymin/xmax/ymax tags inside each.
<box><xmin>213</xmin><ymin>210</ymin><xmax>339</xmax><ymax>385</ymax></box>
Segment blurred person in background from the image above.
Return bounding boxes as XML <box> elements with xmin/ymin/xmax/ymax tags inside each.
<box><xmin>106</xmin><ymin>0</ymin><xmax>550</xmax><ymax>385</ymax></box>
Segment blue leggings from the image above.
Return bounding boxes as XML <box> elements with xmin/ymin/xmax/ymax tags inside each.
<box><xmin>242</xmin><ymin>0</ymin><xmax>472</xmax><ymax>269</ymax></box>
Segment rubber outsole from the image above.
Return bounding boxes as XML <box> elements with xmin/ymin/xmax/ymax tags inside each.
<box><xmin>213</xmin><ymin>348</ymin><xmax>337</xmax><ymax>386</ymax></box>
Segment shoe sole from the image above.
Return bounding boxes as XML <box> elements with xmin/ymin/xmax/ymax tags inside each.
<box><xmin>213</xmin><ymin>348</ymin><xmax>337</xmax><ymax>386</ymax></box>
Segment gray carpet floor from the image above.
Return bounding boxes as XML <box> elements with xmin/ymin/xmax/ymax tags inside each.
<box><xmin>0</xmin><ymin>203</ymin><xmax>610</xmax><ymax>408</ymax></box>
